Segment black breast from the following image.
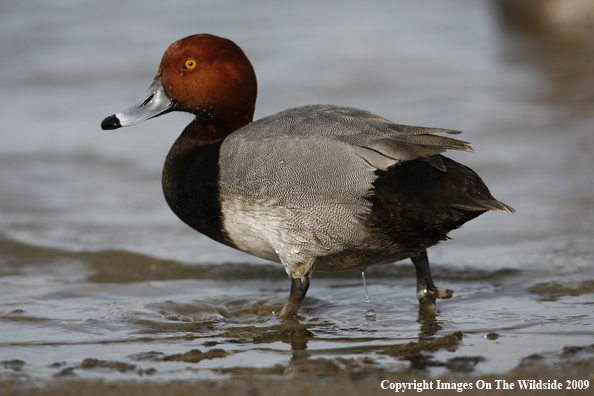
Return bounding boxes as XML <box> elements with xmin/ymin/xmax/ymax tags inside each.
<box><xmin>162</xmin><ymin>136</ymin><xmax>233</xmax><ymax>247</ymax></box>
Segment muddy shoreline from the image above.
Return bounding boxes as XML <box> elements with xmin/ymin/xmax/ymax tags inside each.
<box><xmin>2</xmin><ymin>332</ymin><xmax>593</xmax><ymax>395</ymax></box>
<box><xmin>2</xmin><ymin>350</ymin><xmax>593</xmax><ymax>396</ymax></box>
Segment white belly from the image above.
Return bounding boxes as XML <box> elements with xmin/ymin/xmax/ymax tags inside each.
<box><xmin>220</xmin><ymin>196</ymin><xmax>284</xmax><ymax>263</ymax></box>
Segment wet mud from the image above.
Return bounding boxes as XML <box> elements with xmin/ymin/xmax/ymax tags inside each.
<box><xmin>2</xmin><ymin>342</ymin><xmax>593</xmax><ymax>396</ymax></box>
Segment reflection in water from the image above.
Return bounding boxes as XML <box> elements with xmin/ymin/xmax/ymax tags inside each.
<box><xmin>380</xmin><ymin>332</ymin><xmax>463</xmax><ymax>372</ymax></box>
<box><xmin>256</xmin><ymin>306</ymin><xmax>453</xmax><ymax>372</ymax></box>
<box><xmin>273</xmin><ymin>310</ymin><xmax>459</xmax><ymax>374</ymax></box>
<box><xmin>495</xmin><ymin>0</ymin><xmax>594</xmax><ymax>113</ymax></box>
<box><xmin>417</xmin><ymin>307</ymin><xmax>444</xmax><ymax>340</ymax></box>
<box><xmin>277</xmin><ymin>320</ymin><xmax>312</xmax><ymax>361</ymax></box>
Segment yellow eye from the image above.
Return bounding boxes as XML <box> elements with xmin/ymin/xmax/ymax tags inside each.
<box><xmin>184</xmin><ymin>59</ymin><xmax>197</xmax><ymax>70</ymax></box>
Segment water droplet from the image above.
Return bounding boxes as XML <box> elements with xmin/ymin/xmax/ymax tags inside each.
<box><xmin>365</xmin><ymin>309</ymin><xmax>376</xmax><ymax>320</ymax></box>
<box><xmin>361</xmin><ymin>271</ymin><xmax>370</xmax><ymax>302</ymax></box>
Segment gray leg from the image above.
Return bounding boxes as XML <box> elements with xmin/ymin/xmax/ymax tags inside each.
<box><xmin>279</xmin><ymin>277</ymin><xmax>310</xmax><ymax>318</ymax></box>
<box><xmin>410</xmin><ymin>249</ymin><xmax>453</xmax><ymax>307</ymax></box>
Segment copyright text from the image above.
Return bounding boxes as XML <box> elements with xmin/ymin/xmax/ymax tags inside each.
<box><xmin>380</xmin><ymin>379</ymin><xmax>589</xmax><ymax>392</ymax></box>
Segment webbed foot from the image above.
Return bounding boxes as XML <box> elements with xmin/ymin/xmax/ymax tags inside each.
<box><xmin>411</xmin><ymin>250</ymin><xmax>454</xmax><ymax>308</ymax></box>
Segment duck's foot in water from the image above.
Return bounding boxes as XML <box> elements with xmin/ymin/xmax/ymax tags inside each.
<box><xmin>417</xmin><ymin>287</ymin><xmax>454</xmax><ymax>310</ymax></box>
<box><xmin>279</xmin><ymin>277</ymin><xmax>310</xmax><ymax>319</ymax></box>
<box><xmin>411</xmin><ymin>249</ymin><xmax>454</xmax><ymax>309</ymax></box>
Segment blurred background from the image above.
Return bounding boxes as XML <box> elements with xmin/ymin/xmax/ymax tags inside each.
<box><xmin>1</xmin><ymin>0</ymin><xmax>593</xmax><ymax>389</ymax></box>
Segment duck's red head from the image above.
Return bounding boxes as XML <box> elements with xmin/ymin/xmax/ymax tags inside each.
<box><xmin>101</xmin><ymin>34</ymin><xmax>257</xmax><ymax>142</ymax></box>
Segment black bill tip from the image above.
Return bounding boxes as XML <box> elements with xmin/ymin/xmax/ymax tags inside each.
<box><xmin>101</xmin><ymin>115</ymin><xmax>121</xmax><ymax>130</ymax></box>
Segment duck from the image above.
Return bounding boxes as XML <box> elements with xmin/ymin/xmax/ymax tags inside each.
<box><xmin>101</xmin><ymin>34</ymin><xmax>514</xmax><ymax>319</ymax></box>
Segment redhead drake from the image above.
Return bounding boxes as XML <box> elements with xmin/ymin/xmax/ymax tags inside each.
<box><xmin>102</xmin><ymin>34</ymin><xmax>514</xmax><ymax>318</ymax></box>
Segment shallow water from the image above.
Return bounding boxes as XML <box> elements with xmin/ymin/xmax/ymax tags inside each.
<box><xmin>1</xmin><ymin>0</ymin><xmax>594</xmax><ymax>389</ymax></box>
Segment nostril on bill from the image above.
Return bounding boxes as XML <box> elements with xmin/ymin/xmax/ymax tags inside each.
<box><xmin>142</xmin><ymin>93</ymin><xmax>154</xmax><ymax>107</ymax></box>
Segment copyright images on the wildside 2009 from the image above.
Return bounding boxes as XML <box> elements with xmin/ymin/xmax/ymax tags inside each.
<box><xmin>380</xmin><ymin>378</ymin><xmax>590</xmax><ymax>392</ymax></box>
